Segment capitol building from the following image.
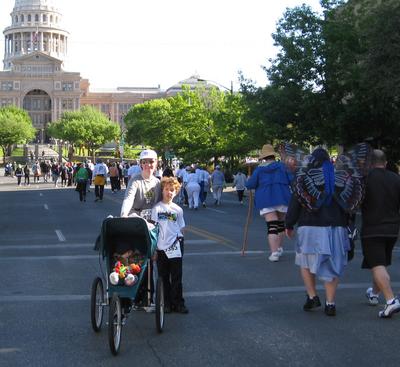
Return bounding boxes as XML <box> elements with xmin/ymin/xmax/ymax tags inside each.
<box><xmin>0</xmin><ymin>0</ymin><xmax>208</xmax><ymax>142</ymax></box>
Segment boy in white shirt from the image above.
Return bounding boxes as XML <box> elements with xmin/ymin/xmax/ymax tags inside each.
<box><xmin>151</xmin><ymin>177</ymin><xmax>188</xmax><ymax>314</ymax></box>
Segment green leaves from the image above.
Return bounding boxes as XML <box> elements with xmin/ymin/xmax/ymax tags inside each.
<box><xmin>0</xmin><ymin>105</ymin><xmax>36</xmax><ymax>160</ymax></box>
<box><xmin>124</xmin><ymin>86</ymin><xmax>250</xmax><ymax>163</ymax></box>
<box><xmin>47</xmin><ymin>106</ymin><xmax>120</xmax><ymax>158</ymax></box>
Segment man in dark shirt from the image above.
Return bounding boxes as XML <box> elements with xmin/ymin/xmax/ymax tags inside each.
<box><xmin>361</xmin><ymin>149</ymin><xmax>400</xmax><ymax>318</ymax></box>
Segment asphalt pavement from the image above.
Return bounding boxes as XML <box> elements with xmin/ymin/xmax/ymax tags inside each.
<box><xmin>0</xmin><ymin>167</ymin><xmax>399</xmax><ymax>367</ymax></box>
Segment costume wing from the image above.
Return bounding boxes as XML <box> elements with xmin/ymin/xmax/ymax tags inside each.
<box><xmin>278</xmin><ymin>142</ymin><xmax>308</xmax><ymax>173</ymax></box>
<box><xmin>334</xmin><ymin>143</ymin><xmax>373</xmax><ymax>212</ymax></box>
<box><xmin>292</xmin><ymin>165</ymin><xmax>328</xmax><ymax>211</ymax></box>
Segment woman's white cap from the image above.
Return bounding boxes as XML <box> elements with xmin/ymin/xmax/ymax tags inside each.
<box><xmin>139</xmin><ymin>149</ymin><xmax>157</xmax><ymax>160</ymax></box>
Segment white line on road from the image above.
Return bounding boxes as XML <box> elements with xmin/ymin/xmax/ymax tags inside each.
<box><xmin>44</xmin><ymin>204</ymin><xmax>48</xmax><ymax>210</ymax></box>
<box><xmin>39</xmin><ymin>193</ymin><xmax>43</xmax><ymax>196</ymax></box>
<box><xmin>55</xmin><ymin>230</ymin><xmax>66</xmax><ymax>242</ymax></box>
<box><xmin>205</xmin><ymin>207</ymin><xmax>227</xmax><ymax>214</ymax></box>
<box><xmin>1</xmin><ymin>282</ymin><xmax>399</xmax><ymax>303</ymax></box>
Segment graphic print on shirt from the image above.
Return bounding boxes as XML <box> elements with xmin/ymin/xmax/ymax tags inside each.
<box><xmin>157</xmin><ymin>211</ymin><xmax>177</xmax><ymax>222</ymax></box>
<box><xmin>144</xmin><ymin>187</ymin><xmax>155</xmax><ymax>204</ymax></box>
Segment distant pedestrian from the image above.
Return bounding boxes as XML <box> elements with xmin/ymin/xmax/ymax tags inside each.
<box><xmin>51</xmin><ymin>162</ymin><xmax>60</xmax><ymax>187</ymax></box>
<box><xmin>15</xmin><ymin>164</ymin><xmax>23</xmax><ymax>186</ymax></box>
<box><xmin>186</xmin><ymin>167</ymin><xmax>201</xmax><ymax>210</ymax></box>
<box><xmin>109</xmin><ymin>162</ymin><xmax>120</xmax><ymax>193</ymax></box>
<box><xmin>93</xmin><ymin>159</ymin><xmax>108</xmax><ymax>202</ymax></box>
<box><xmin>32</xmin><ymin>161</ymin><xmax>41</xmax><ymax>183</ymax></box>
<box><xmin>75</xmin><ymin>163</ymin><xmax>89</xmax><ymax>202</ymax></box>
<box><xmin>211</xmin><ymin>165</ymin><xmax>226</xmax><ymax>206</ymax></box>
<box><xmin>361</xmin><ymin>149</ymin><xmax>400</xmax><ymax>318</ymax></box>
<box><xmin>23</xmin><ymin>164</ymin><xmax>30</xmax><ymax>186</ymax></box>
<box><xmin>232</xmin><ymin>169</ymin><xmax>247</xmax><ymax>204</ymax></box>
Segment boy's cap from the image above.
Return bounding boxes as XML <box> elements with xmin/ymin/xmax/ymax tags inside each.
<box><xmin>140</xmin><ymin>149</ymin><xmax>157</xmax><ymax>160</ymax></box>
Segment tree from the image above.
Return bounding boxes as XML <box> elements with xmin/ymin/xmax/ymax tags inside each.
<box><xmin>0</xmin><ymin>105</ymin><xmax>36</xmax><ymax>163</ymax></box>
<box><xmin>47</xmin><ymin>106</ymin><xmax>120</xmax><ymax>160</ymax></box>
<box><xmin>125</xmin><ymin>86</ymin><xmax>251</xmax><ymax>164</ymax></box>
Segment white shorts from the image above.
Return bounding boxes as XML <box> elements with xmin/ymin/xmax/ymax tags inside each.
<box><xmin>260</xmin><ymin>205</ymin><xmax>288</xmax><ymax>216</ymax></box>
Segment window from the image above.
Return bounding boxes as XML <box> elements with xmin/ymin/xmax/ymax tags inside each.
<box><xmin>15</xmin><ymin>16</ymin><xmax>18</xmax><ymax>23</ymax></box>
<box><xmin>62</xmin><ymin>82</ymin><xmax>73</xmax><ymax>91</ymax></box>
<box><xmin>1</xmin><ymin>99</ymin><xmax>13</xmax><ymax>107</ymax></box>
<box><xmin>21</xmin><ymin>14</ymin><xmax>24</xmax><ymax>22</ymax></box>
<box><xmin>35</xmin><ymin>14</ymin><xmax>39</xmax><ymax>22</ymax></box>
<box><xmin>28</xmin><ymin>14</ymin><xmax>31</xmax><ymax>22</ymax></box>
<box><xmin>43</xmin><ymin>14</ymin><xmax>47</xmax><ymax>22</ymax></box>
<box><xmin>61</xmin><ymin>99</ymin><xmax>73</xmax><ymax>110</ymax></box>
<box><xmin>50</xmin><ymin>15</ymin><xmax>53</xmax><ymax>23</ymax></box>
<box><xmin>1</xmin><ymin>81</ymin><xmax>13</xmax><ymax>91</ymax></box>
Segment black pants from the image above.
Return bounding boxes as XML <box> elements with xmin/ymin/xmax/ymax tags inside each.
<box><xmin>95</xmin><ymin>185</ymin><xmax>104</xmax><ymax>199</ymax></box>
<box><xmin>237</xmin><ymin>190</ymin><xmax>244</xmax><ymax>202</ymax></box>
<box><xmin>110</xmin><ymin>176</ymin><xmax>119</xmax><ymax>191</ymax></box>
<box><xmin>76</xmin><ymin>180</ymin><xmax>87</xmax><ymax>201</ymax></box>
<box><xmin>157</xmin><ymin>250</ymin><xmax>184</xmax><ymax>308</ymax></box>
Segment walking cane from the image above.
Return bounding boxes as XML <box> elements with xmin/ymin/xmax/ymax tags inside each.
<box><xmin>241</xmin><ymin>189</ymin><xmax>253</xmax><ymax>256</ymax></box>
<box><xmin>241</xmin><ymin>162</ymin><xmax>256</xmax><ymax>256</ymax></box>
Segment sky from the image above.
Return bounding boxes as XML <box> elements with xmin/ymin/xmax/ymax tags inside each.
<box><xmin>0</xmin><ymin>0</ymin><xmax>322</xmax><ymax>91</ymax></box>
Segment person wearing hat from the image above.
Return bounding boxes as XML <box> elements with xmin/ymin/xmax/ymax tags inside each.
<box><xmin>120</xmin><ymin>149</ymin><xmax>161</xmax><ymax>219</ymax></box>
<box><xmin>246</xmin><ymin>144</ymin><xmax>292</xmax><ymax>262</ymax></box>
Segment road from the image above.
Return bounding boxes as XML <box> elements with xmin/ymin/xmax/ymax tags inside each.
<box><xmin>0</xmin><ymin>173</ymin><xmax>399</xmax><ymax>367</ymax></box>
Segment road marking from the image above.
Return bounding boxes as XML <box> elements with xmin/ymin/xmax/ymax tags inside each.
<box><xmin>1</xmin><ymin>282</ymin><xmax>400</xmax><ymax>303</ymax></box>
<box><xmin>39</xmin><ymin>193</ymin><xmax>43</xmax><ymax>196</ymax></box>
<box><xmin>186</xmin><ymin>225</ymin><xmax>239</xmax><ymax>250</ymax></box>
<box><xmin>44</xmin><ymin>204</ymin><xmax>48</xmax><ymax>210</ymax></box>
<box><xmin>55</xmin><ymin>230</ymin><xmax>66</xmax><ymax>242</ymax></box>
<box><xmin>205</xmin><ymin>207</ymin><xmax>227</xmax><ymax>214</ymax></box>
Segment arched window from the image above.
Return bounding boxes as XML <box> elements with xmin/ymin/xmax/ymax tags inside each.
<box><xmin>50</xmin><ymin>15</ymin><xmax>53</xmax><ymax>23</ymax></box>
<box><xmin>21</xmin><ymin>14</ymin><xmax>24</xmax><ymax>22</ymax></box>
<box><xmin>28</xmin><ymin>14</ymin><xmax>31</xmax><ymax>22</ymax></box>
<box><xmin>35</xmin><ymin>14</ymin><xmax>39</xmax><ymax>22</ymax></box>
<box><xmin>15</xmin><ymin>16</ymin><xmax>18</xmax><ymax>23</ymax></box>
<box><xmin>43</xmin><ymin>14</ymin><xmax>47</xmax><ymax>22</ymax></box>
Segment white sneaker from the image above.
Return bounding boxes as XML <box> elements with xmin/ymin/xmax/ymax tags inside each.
<box><xmin>268</xmin><ymin>252</ymin><xmax>280</xmax><ymax>262</ymax></box>
<box><xmin>277</xmin><ymin>247</ymin><xmax>284</xmax><ymax>257</ymax></box>
<box><xmin>365</xmin><ymin>287</ymin><xmax>379</xmax><ymax>306</ymax></box>
<box><xmin>378</xmin><ymin>298</ymin><xmax>400</xmax><ymax>318</ymax></box>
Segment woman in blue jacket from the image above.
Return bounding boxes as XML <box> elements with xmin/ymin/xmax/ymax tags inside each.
<box><xmin>246</xmin><ymin>144</ymin><xmax>292</xmax><ymax>262</ymax></box>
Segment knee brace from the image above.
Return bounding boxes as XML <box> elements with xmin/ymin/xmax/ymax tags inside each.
<box><xmin>277</xmin><ymin>220</ymin><xmax>285</xmax><ymax>233</ymax></box>
<box><xmin>266</xmin><ymin>220</ymin><xmax>280</xmax><ymax>235</ymax></box>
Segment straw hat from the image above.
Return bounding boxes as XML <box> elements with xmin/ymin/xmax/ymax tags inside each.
<box><xmin>259</xmin><ymin>144</ymin><xmax>276</xmax><ymax>159</ymax></box>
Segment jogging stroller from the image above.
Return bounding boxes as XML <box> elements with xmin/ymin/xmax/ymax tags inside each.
<box><xmin>90</xmin><ymin>216</ymin><xmax>164</xmax><ymax>355</ymax></box>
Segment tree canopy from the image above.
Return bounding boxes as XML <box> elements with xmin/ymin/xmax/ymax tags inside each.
<box><xmin>0</xmin><ymin>105</ymin><xmax>36</xmax><ymax>162</ymax></box>
<box><xmin>124</xmin><ymin>86</ymin><xmax>251</xmax><ymax>164</ymax></box>
<box><xmin>241</xmin><ymin>0</ymin><xmax>400</xmax><ymax>162</ymax></box>
<box><xmin>47</xmin><ymin>105</ymin><xmax>120</xmax><ymax>159</ymax></box>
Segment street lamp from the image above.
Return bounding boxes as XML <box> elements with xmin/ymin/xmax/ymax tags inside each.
<box><xmin>196</xmin><ymin>78</ymin><xmax>233</xmax><ymax>94</ymax></box>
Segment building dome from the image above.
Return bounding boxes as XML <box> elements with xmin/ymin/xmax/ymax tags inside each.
<box><xmin>3</xmin><ymin>0</ymin><xmax>67</xmax><ymax>69</ymax></box>
<box><xmin>14</xmin><ymin>0</ymin><xmax>58</xmax><ymax>9</ymax></box>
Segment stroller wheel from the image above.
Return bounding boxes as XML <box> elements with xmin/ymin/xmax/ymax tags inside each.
<box><xmin>155</xmin><ymin>276</ymin><xmax>165</xmax><ymax>333</ymax></box>
<box><xmin>108</xmin><ymin>294</ymin><xmax>122</xmax><ymax>356</ymax></box>
<box><xmin>90</xmin><ymin>277</ymin><xmax>104</xmax><ymax>332</ymax></box>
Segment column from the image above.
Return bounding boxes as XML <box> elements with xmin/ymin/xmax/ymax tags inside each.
<box><xmin>20</xmin><ymin>32</ymin><xmax>24</xmax><ymax>53</ymax></box>
<box><xmin>30</xmin><ymin>32</ymin><xmax>33</xmax><ymax>51</ymax></box>
<box><xmin>40</xmin><ymin>32</ymin><xmax>44</xmax><ymax>52</ymax></box>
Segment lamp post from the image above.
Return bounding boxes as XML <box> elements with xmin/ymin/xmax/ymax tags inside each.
<box><xmin>196</xmin><ymin>78</ymin><xmax>233</xmax><ymax>94</ymax></box>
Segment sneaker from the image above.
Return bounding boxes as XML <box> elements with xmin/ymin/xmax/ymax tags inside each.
<box><xmin>366</xmin><ymin>287</ymin><xmax>379</xmax><ymax>306</ymax></box>
<box><xmin>94</xmin><ymin>198</ymin><xmax>99</xmax><ymax>202</ymax></box>
<box><xmin>378</xmin><ymin>298</ymin><xmax>400</xmax><ymax>318</ymax></box>
<box><xmin>277</xmin><ymin>247</ymin><xmax>284</xmax><ymax>257</ymax></box>
<box><xmin>268</xmin><ymin>252</ymin><xmax>280</xmax><ymax>262</ymax></box>
<box><xmin>303</xmin><ymin>295</ymin><xmax>321</xmax><ymax>311</ymax></box>
<box><xmin>324</xmin><ymin>303</ymin><xmax>336</xmax><ymax>316</ymax></box>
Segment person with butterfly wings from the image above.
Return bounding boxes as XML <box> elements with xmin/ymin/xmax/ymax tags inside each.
<box><xmin>283</xmin><ymin>143</ymin><xmax>372</xmax><ymax>316</ymax></box>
